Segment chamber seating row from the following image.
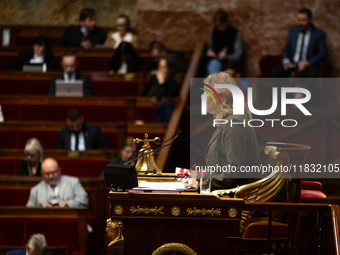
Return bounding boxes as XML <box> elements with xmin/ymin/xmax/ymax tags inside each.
<box><xmin>0</xmin><ymin>176</ymin><xmax>108</xmax><ymax>255</ymax></box>
<box><xmin>0</xmin><ymin>246</ymin><xmax>66</xmax><ymax>255</ymax></box>
<box><xmin>0</xmin><ymin>207</ymin><xmax>88</xmax><ymax>255</ymax></box>
<box><xmin>0</xmin><ymin>95</ymin><xmax>164</xmax><ymax>123</ymax></box>
<box><xmin>0</xmin><ymin>72</ymin><xmax>184</xmax><ymax>96</ymax></box>
<box><xmin>0</xmin><ymin>47</ymin><xmax>192</xmax><ymax>72</ymax></box>
<box><xmin>0</xmin><ymin>121</ymin><xmax>167</xmax><ymax>149</ymax></box>
<box><xmin>0</xmin><ymin>149</ymin><xmax>116</xmax><ymax>177</ymax></box>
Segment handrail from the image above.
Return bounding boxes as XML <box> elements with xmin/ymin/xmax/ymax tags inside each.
<box><xmin>156</xmin><ymin>42</ymin><xmax>204</xmax><ymax>170</ymax></box>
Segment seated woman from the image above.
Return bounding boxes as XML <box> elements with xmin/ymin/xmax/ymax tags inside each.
<box><xmin>17</xmin><ymin>138</ymin><xmax>44</xmax><ymax>177</ymax></box>
<box><xmin>183</xmin><ymin>72</ymin><xmax>261</xmax><ymax>191</ymax></box>
<box><xmin>106</xmin><ymin>42</ymin><xmax>142</xmax><ymax>74</ymax></box>
<box><xmin>7</xmin><ymin>36</ymin><xmax>58</xmax><ymax>71</ymax></box>
<box><xmin>141</xmin><ymin>54</ymin><xmax>180</xmax><ymax>97</ymax></box>
<box><xmin>100</xmin><ymin>137</ymin><xmax>137</xmax><ymax>177</ymax></box>
<box><xmin>104</xmin><ymin>14</ymin><xmax>138</xmax><ymax>49</ymax></box>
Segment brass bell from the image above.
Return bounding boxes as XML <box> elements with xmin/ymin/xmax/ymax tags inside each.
<box><xmin>134</xmin><ymin>133</ymin><xmax>161</xmax><ymax>175</ymax></box>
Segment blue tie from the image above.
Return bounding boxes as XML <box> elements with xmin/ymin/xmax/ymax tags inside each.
<box><xmin>298</xmin><ymin>34</ymin><xmax>305</xmax><ymax>61</ymax></box>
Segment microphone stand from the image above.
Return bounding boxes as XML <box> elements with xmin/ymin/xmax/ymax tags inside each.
<box><xmin>125</xmin><ymin>132</ymin><xmax>182</xmax><ymax>168</ymax></box>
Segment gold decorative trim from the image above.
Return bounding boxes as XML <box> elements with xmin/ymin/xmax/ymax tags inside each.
<box><xmin>114</xmin><ymin>205</ymin><xmax>123</xmax><ymax>215</ymax></box>
<box><xmin>106</xmin><ymin>218</ymin><xmax>124</xmax><ymax>247</ymax></box>
<box><xmin>186</xmin><ymin>207</ymin><xmax>221</xmax><ymax>216</ymax></box>
<box><xmin>152</xmin><ymin>243</ymin><xmax>197</xmax><ymax>255</ymax></box>
<box><xmin>171</xmin><ymin>206</ymin><xmax>180</xmax><ymax>216</ymax></box>
<box><xmin>228</xmin><ymin>207</ymin><xmax>237</xmax><ymax>217</ymax></box>
<box><xmin>130</xmin><ymin>206</ymin><xmax>163</xmax><ymax>215</ymax></box>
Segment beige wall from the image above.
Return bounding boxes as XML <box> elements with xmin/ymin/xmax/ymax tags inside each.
<box><xmin>0</xmin><ymin>0</ymin><xmax>138</xmax><ymax>27</ymax></box>
<box><xmin>0</xmin><ymin>0</ymin><xmax>339</xmax><ymax>77</ymax></box>
<box><xmin>137</xmin><ymin>0</ymin><xmax>340</xmax><ymax>77</ymax></box>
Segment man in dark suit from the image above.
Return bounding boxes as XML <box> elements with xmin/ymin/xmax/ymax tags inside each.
<box><xmin>7</xmin><ymin>233</ymin><xmax>51</xmax><ymax>255</ymax></box>
<box><xmin>271</xmin><ymin>8</ymin><xmax>326</xmax><ymax>77</ymax></box>
<box><xmin>48</xmin><ymin>51</ymin><xmax>92</xmax><ymax>96</ymax></box>
<box><xmin>58</xmin><ymin>108</ymin><xmax>109</xmax><ymax>151</ymax></box>
<box><xmin>58</xmin><ymin>8</ymin><xmax>106</xmax><ymax>49</ymax></box>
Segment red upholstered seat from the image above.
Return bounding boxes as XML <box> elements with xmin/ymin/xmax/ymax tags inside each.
<box><xmin>25</xmin><ymin>218</ymin><xmax>79</xmax><ymax>254</ymax></box>
<box><xmin>0</xmin><ymin>188</ymin><xmax>31</xmax><ymax>206</ymax></box>
<box><xmin>0</xmin><ymin>130</ymin><xmax>17</xmax><ymax>148</ymax></box>
<box><xmin>301</xmin><ymin>190</ymin><xmax>327</xmax><ymax>203</ymax></box>
<box><xmin>302</xmin><ymin>181</ymin><xmax>323</xmax><ymax>191</ymax></box>
<box><xmin>92</xmin><ymin>80</ymin><xmax>139</xmax><ymax>97</ymax></box>
<box><xmin>0</xmin><ymin>218</ymin><xmax>25</xmax><ymax>246</ymax></box>
<box><xmin>301</xmin><ymin>181</ymin><xmax>327</xmax><ymax>203</ymax></box>
<box><xmin>59</xmin><ymin>159</ymin><xmax>108</xmax><ymax>177</ymax></box>
<box><xmin>0</xmin><ymin>159</ymin><xmax>19</xmax><ymax>174</ymax></box>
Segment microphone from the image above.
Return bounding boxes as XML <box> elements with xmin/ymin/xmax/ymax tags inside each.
<box><xmin>126</xmin><ymin>128</ymin><xmax>182</xmax><ymax>163</ymax></box>
<box><xmin>125</xmin><ymin>129</ymin><xmax>182</xmax><ymax>166</ymax></box>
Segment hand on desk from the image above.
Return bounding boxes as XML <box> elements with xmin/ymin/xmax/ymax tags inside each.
<box><xmin>182</xmin><ymin>170</ymin><xmax>198</xmax><ymax>189</ymax></box>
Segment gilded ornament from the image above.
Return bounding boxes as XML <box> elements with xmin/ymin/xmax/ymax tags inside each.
<box><xmin>114</xmin><ymin>205</ymin><xmax>123</xmax><ymax>215</ymax></box>
<box><xmin>130</xmin><ymin>206</ymin><xmax>163</xmax><ymax>215</ymax></box>
<box><xmin>186</xmin><ymin>207</ymin><xmax>221</xmax><ymax>216</ymax></box>
<box><xmin>228</xmin><ymin>207</ymin><xmax>237</xmax><ymax>218</ymax></box>
<box><xmin>171</xmin><ymin>206</ymin><xmax>180</xmax><ymax>216</ymax></box>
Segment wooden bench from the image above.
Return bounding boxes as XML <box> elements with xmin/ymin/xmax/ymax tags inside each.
<box><xmin>0</xmin><ymin>72</ymin><xmax>147</xmax><ymax>97</ymax></box>
<box><xmin>0</xmin><ymin>246</ymin><xmax>66</xmax><ymax>255</ymax></box>
<box><xmin>0</xmin><ymin>95</ymin><xmax>158</xmax><ymax>123</ymax></box>
<box><xmin>0</xmin><ymin>207</ymin><xmax>88</xmax><ymax>254</ymax></box>
<box><xmin>0</xmin><ymin>46</ymin><xmax>192</xmax><ymax>72</ymax></box>
<box><xmin>0</xmin><ymin>121</ymin><xmax>167</xmax><ymax>150</ymax></box>
<box><xmin>0</xmin><ymin>176</ymin><xmax>108</xmax><ymax>254</ymax></box>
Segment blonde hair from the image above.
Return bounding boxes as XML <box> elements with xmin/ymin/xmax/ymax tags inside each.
<box><xmin>203</xmin><ymin>72</ymin><xmax>252</xmax><ymax>120</ymax></box>
<box><xmin>26</xmin><ymin>233</ymin><xmax>47</xmax><ymax>252</ymax></box>
<box><xmin>24</xmin><ymin>138</ymin><xmax>44</xmax><ymax>163</ymax></box>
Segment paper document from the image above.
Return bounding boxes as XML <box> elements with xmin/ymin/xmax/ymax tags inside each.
<box><xmin>134</xmin><ymin>181</ymin><xmax>188</xmax><ymax>191</ymax></box>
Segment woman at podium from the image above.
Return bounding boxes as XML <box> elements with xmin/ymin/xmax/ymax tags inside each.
<box><xmin>184</xmin><ymin>72</ymin><xmax>261</xmax><ymax>191</ymax></box>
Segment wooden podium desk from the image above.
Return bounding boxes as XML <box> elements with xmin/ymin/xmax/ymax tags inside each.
<box><xmin>108</xmin><ymin>191</ymin><xmax>244</xmax><ymax>255</ymax></box>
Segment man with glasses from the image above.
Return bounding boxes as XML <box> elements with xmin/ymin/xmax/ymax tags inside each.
<box><xmin>48</xmin><ymin>51</ymin><xmax>92</xmax><ymax>96</ymax></box>
<box><xmin>26</xmin><ymin>158</ymin><xmax>88</xmax><ymax>208</ymax></box>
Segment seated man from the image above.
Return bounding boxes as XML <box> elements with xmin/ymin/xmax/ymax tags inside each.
<box><xmin>148</xmin><ymin>86</ymin><xmax>174</xmax><ymax>124</ymax></box>
<box><xmin>271</xmin><ymin>8</ymin><xmax>326</xmax><ymax>77</ymax></box>
<box><xmin>58</xmin><ymin>108</ymin><xmax>109</xmax><ymax>151</ymax></box>
<box><xmin>58</xmin><ymin>8</ymin><xmax>106</xmax><ymax>49</ymax></box>
<box><xmin>48</xmin><ymin>52</ymin><xmax>92</xmax><ymax>96</ymax></box>
<box><xmin>148</xmin><ymin>41</ymin><xmax>186</xmax><ymax>74</ymax></box>
<box><xmin>7</xmin><ymin>233</ymin><xmax>51</xmax><ymax>255</ymax></box>
<box><xmin>206</xmin><ymin>9</ymin><xmax>243</xmax><ymax>75</ymax></box>
<box><xmin>26</xmin><ymin>158</ymin><xmax>88</xmax><ymax>208</ymax></box>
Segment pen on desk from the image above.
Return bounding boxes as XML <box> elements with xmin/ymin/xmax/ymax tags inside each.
<box><xmin>180</xmin><ymin>164</ymin><xmax>196</xmax><ymax>180</ymax></box>
<box><xmin>180</xmin><ymin>173</ymin><xmax>188</xmax><ymax>180</ymax></box>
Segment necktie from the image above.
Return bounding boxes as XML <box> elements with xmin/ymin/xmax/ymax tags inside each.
<box><xmin>298</xmin><ymin>34</ymin><xmax>305</xmax><ymax>61</ymax></box>
<box><xmin>75</xmin><ymin>133</ymin><xmax>79</xmax><ymax>151</ymax></box>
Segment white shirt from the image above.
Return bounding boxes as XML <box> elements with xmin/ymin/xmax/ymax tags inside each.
<box><xmin>70</xmin><ymin>132</ymin><xmax>86</xmax><ymax>151</ymax></box>
<box><xmin>49</xmin><ymin>183</ymin><xmax>59</xmax><ymax>197</ymax></box>
<box><xmin>80</xmin><ymin>26</ymin><xmax>88</xmax><ymax>36</ymax></box>
<box><xmin>29</xmin><ymin>54</ymin><xmax>47</xmax><ymax>72</ymax></box>
<box><xmin>117</xmin><ymin>61</ymin><xmax>128</xmax><ymax>74</ymax></box>
<box><xmin>111</xmin><ymin>31</ymin><xmax>133</xmax><ymax>49</ymax></box>
<box><xmin>293</xmin><ymin>29</ymin><xmax>311</xmax><ymax>63</ymax></box>
<box><xmin>284</xmin><ymin>29</ymin><xmax>311</xmax><ymax>64</ymax></box>
<box><xmin>63</xmin><ymin>72</ymin><xmax>76</xmax><ymax>82</ymax></box>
